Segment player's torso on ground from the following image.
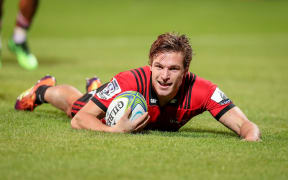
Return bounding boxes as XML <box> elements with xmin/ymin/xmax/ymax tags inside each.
<box><xmin>92</xmin><ymin>66</ymin><xmax>234</xmax><ymax>131</ymax></box>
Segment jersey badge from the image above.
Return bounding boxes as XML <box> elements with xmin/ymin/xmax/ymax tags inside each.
<box><xmin>96</xmin><ymin>78</ymin><xmax>121</xmax><ymax>100</ymax></box>
<box><xmin>211</xmin><ymin>87</ymin><xmax>231</xmax><ymax>105</ymax></box>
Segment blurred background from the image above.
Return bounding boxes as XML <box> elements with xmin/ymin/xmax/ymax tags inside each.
<box><xmin>0</xmin><ymin>0</ymin><xmax>287</xmax><ymax>179</ymax></box>
<box><xmin>1</xmin><ymin>0</ymin><xmax>287</xmax><ymax>116</ymax></box>
<box><xmin>0</xmin><ymin>0</ymin><xmax>288</xmax><ymax>125</ymax></box>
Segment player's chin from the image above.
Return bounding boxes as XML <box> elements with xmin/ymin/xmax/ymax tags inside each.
<box><xmin>155</xmin><ymin>88</ymin><xmax>172</xmax><ymax>97</ymax></box>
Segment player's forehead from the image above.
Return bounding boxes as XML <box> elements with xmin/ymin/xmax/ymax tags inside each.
<box><xmin>152</xmin><ymin>51</ymin><xmax>184</xmax><ymax>67</ymax></box>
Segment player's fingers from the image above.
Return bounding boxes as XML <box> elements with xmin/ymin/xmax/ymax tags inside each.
<box><xmin>133</xmin><ymin>112</ymin><xmax>148</xmax><ymax>126</ymax></box>
<box><xmin>133</xmin><ymin>116</ymin><xmax>150</xmax><ymax>132</ymax></box>
<box><xmin>133</xmin><ymin>113</ymin><xmax>150</xmax><ymax>132</ymax></box>
<box><xmin>122</xmin><ymin>108</ymin><xmax>132</xmax><ymax>119</ymax></box>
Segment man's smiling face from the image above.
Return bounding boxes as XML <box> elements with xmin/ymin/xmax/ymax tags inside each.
<box><xmin>151</xmin><ymin>51</ymin><xmax>187</xmax><ymax>105</ymax></box>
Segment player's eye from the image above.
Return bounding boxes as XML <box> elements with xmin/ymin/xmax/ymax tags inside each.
<box><xmin>169</xmin><ymin>66</ymin><xmax>180</xmax><ymax>71</ymax></box>
<box><xmin>155</xmin><ymin>64</ymin><xmax>163</xmax><ymax>69</ymax></box>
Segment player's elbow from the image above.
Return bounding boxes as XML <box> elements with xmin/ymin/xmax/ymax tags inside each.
<box><xmin>71</xmin><ymin>114</ymin><xmax>82</xmax><ymax>129</ymax></box>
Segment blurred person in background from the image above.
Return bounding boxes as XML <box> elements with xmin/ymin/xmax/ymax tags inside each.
<box><xmin>0</xmin><ymin>0</ymin><xmax>39</xmax><ymax>70</ymax></box>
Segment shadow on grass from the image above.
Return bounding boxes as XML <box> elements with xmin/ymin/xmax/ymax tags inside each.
<box><xmin>14</xmin><ymin>107</ymin><xmax>238</xmax><ymax>140</ymax></box>
<box><xmin>33</xmin><ymin>110</ymin><xmax>238</xmax><ymax>139</ymax></box>
<box><xmin>181</xmin><ymin>127</ymin><xmax>235</xmax><ymax>136</ymax></box>
<box><xmin>141</xmin><ymin>127</ymin><xmax>237</xmax><ymax>139</ymax></box>
<box><xmin>34</xmin><ymin>109</ymin><xmax>71</xmax><ymax>123</ymax></box>
<box><xmin>0</xmin><ymin>93</ymin><xmax>9</xmax><ymax>101</ymax></box>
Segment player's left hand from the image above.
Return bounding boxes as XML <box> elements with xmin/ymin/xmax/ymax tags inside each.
<box><xmin>112</xmin><ymin>108</ymin><xmax>150</xmax><ymax>133</ymax></box>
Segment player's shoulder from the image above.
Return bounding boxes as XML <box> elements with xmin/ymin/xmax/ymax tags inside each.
<box><xmin>113</xmin><ymin>66</ymin><xmax>151</xmax><ymax>93</ymax></box>
<box><xmin>116</xmin><ymin>66</ymin><xmax>150</xmax><ymax>78</ymax></box>
<box><xmin>183</xmin><ymin>72</ymin><xmax>217</xmax><ymax>101</ymax></box>
<box><xmin>183</xmin><ymin>72</ymin><xmax>215</xmax><ymax>89</ymax></box>
<box><xmin>128</xmin><ymin>66</ymin><xmax>151</xmax><ymax>77</ymax></box>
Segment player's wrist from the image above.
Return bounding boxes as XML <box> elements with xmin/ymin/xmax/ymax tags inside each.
<box><xmin>109</xmin><ymin>126</ymin><xmax>125</xmax><ymax>133</ymax></box>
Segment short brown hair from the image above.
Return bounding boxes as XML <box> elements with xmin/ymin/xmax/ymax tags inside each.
<box><xmin>149</xmin><ymin>32</ymin><xmax>193</xmax><ymax>69</ymax></box>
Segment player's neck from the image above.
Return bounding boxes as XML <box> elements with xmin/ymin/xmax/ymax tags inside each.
<box><xmin>158</xmin><ymin>93</ymin><xmax>177</xmax><ymax>107</ymax></box>
<box><xmin>159</xmin><ymin>99</ymin><xmax>170</xmax><ymax>107</ymax></box>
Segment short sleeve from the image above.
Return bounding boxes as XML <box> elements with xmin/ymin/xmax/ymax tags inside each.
<box><xmin>205</xmin><ymin>86</ymin><xmax>235</xmax><ymax>120</ymax></box>
<box><xmin>91</xmin><ymin>70</ymin><xmax>138</xmax><ymax>112</ymax></box>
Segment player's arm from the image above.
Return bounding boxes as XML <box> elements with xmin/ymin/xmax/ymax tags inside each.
<box><xmin>219</xmin><ymin>106</ymin><xmax>261</xmax><ymax>141</ymax></box>
<box><xmin>71</xmin><ymin>100</ymin><xmax>149</xmax><ymax>133</ymax></box>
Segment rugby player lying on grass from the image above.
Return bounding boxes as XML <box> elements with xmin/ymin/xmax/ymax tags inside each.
<box><xmin>15</xmin><ymin>32</ymin><xmax>261</xmax><ymax>141</ymax></box>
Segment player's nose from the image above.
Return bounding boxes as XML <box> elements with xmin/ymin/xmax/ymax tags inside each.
<box><xmin>160</xmin><ymin>68</ymin><xmax>170</xmax><ymax>81</ymax></box>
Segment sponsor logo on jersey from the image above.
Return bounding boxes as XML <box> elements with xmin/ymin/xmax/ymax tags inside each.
<box><xmin>96</xmin><ymin>78</ymin><xmax>121</xmax><ymax>100</ymax></box>
<box><xmin>150</xmin><ymin>98</ymin><xmax>157</xmax><ymax>104</ymax></box>
<box><xmin>170</xmin><ymin>99</ymin><xmax>177</xmax><ymax>104</ymax></box>
<box><xmin>211</xmin><ymin>87</ymin><xmax>231</xmax><ymax>105</ymax></box>
<box><xmin>169</xmin><ymin>118</ymin><xmax>179</xmax><ymax>124</ymax></box>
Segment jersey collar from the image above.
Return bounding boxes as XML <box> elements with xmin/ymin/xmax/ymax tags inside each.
<box><xmin>148</xmin><ymin>76</ymin><xmax>180</xmax><ymax>107</ymax></box>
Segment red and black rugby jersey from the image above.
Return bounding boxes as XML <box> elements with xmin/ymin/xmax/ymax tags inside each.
<box><xmin>91</xmin><ymin>66</ymin><xmax>235</xmax><ymax>131</ymax></box>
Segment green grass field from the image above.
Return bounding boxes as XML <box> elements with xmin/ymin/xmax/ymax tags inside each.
<box><xmin>1</xmin><ymin>0</ymin><xmax>288</xmax><ymax>179</ymax></box>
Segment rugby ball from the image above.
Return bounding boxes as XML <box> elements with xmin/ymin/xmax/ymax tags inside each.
<box><xmin>105</xmin><ymin>91</ymin><xmax>148</xmax><ymax>126</ymax></box>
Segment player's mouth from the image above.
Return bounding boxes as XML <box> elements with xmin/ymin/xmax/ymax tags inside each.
<box><xmin>158</xmin><ymin>81</ymin><xmax>172</xmax><ymax>87</ymax></box>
